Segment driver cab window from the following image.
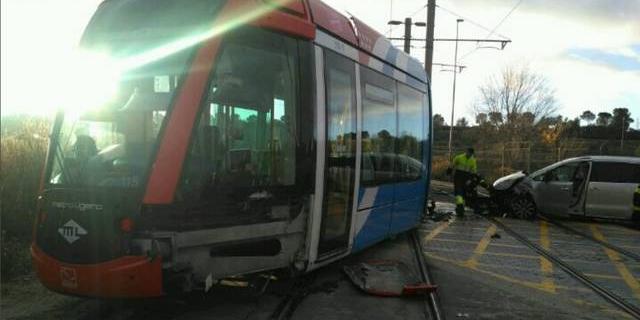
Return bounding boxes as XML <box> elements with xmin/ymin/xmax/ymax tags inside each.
<box><xmin>179</xmin><ymin>28</ymin><xmax>299</xmax><ymax>226</ymax></box>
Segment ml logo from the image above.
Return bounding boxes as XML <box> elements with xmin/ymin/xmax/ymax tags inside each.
<box><xmin>58</xmin><ymin>220</ymin><xmax>88</xmax><ymax>244</ymax></box>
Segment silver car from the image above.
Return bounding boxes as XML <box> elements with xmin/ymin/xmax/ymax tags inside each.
<box><xmin>493</xmin><ymin>156</ymin><xmax>640</xmax><ymax>221</ymax></box>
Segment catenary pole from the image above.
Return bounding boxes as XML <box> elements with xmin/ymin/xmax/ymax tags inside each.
<box><xmin>447</xmin><ymin>19</ymin><xmax>463</xmax><ymax>160</ymax></box>
<box><xmin>425</xmin><ymin>0</ymin><xmax>436</xmax><ymax>77</ymax></box>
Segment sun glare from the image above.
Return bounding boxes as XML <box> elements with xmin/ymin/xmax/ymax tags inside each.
<box><xmin>52</xmin><ymin>2</ymin><xmax>281</xmax><ymax>118</ymax></box>
<box><xmin>57</xmin><ymin>51</ymin><xmax>121</xmax><ymax>117</ymax></box>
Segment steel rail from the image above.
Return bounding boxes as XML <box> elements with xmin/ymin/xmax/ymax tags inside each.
<box><xmin>411</xmin><ymin>231</ymin><xmax>444</xmax><ymax>320</ymax></box>
<box><xmin>268</xmin><ymin>274</ymin><xmax>314</xmax><ymax>320</ymax></box>
<box><xmin>539</xmin><ymin>215</ymin><xmax>640</xmax><ymax>262</ymax></box>
<box><xmin>486</xmin><ymin>216</ymin><xmax>640</xmax><ymax>319</ymax></box>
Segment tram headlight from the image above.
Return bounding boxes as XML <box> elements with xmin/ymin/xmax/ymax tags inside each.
<box><xmin>119</xmin><ymin>217</ymin><xmax>134</xmax><ymax>233</ymax></box>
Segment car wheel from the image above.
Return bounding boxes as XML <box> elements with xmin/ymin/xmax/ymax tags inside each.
<box><xmin>510</xmin><ymin>195</ymin><xmax>537</xmax><ymax>220</ymax></box>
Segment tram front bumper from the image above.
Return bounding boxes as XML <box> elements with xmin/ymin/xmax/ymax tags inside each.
<box><xmin>31</xmin><ymin>244</ymin><xmax>163</xmax><ymax>298</ymax></box>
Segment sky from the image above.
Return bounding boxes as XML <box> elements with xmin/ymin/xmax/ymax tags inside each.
<box><xmin>2</xmin><ymin>0</ymin><xmax>639</xmax><ymax>128</ymax></box>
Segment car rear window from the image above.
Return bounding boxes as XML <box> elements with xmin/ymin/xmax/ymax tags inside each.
<box><xmin>590</xmin><ymin>162</ymin><xmax>640</xmax><ymax>183</ymax></box>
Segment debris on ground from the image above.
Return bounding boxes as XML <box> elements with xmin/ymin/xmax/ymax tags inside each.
<box><xmin>491</xmin><ymin>233</ymin><xmax>501</xmax><ymax>239</ymax></box>
<box><xmin>343</xmin><ymin>260</ymin><xmax>437</xmax><ymax>297</ymax></box>
<box><xmin>427</xmin><ymin>200</ymin><xmax>436</xmax><ymax>215</ymax></box>
<box><xmin>430</xmin><ymin>211</ymin><xmax>454</xmax><ymax>222</ymax></box>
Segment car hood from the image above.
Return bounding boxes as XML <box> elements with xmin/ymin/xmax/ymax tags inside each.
<box><xmin>493</xmin><ymin>171</ymin><xmax>527</xmax><ymax>191</ymax></box>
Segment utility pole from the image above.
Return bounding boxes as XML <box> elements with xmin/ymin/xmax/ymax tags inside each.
<box><xmin>425</xmin><ymin>0</ymin><xmax>436</xmax><ymax>77</ymax></box>
<box><xmin>403</xmin><ymin>18</ymin><xmax>412</xmax><ymax>54</ymax></box>
<box><xmin>447</xmin><ymin>19</ymin><xmax>463</xmax><ymax>160</ymax></box>
<box><xmin>389</xmin><ymin>19</ymin><xmax>427</xmax><ymax>54</ymax></box>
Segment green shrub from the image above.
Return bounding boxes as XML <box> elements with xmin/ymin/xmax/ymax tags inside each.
<box><xmin>1</xmin><ymin>115</ymin><xmax>50</xmax><ymax>280</ymax></box>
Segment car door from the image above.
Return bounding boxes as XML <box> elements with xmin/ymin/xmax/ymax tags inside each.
<box><xmin>567</xmin><ymin>161</ymin><xmax>591</xmax><ymax>215</ymax></box>
<box><xmin>585</xmin><ymin>161</ymin><xmax>640</xmax><ymax>219</ymax></box>
<box><xmin>536</xmin><ymin>162</ymin><xmax>579</xmax><ymax>215</ymax></box>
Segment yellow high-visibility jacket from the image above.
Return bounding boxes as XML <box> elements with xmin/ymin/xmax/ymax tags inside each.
<box><xmin>452</xmin><ymin>153</ymin><xmax>477</xmax><ymax>174</ymax></box>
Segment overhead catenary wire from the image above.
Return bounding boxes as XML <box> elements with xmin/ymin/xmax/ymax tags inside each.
<box><xmin>458</xmin><ymin>0</ymin><xmax>523</xmax><ymax>61</ymax></box>
<box><xmin>436</xmin><ymin>4</ymin><xmax>510</xmax><ymax>41</ymax></box>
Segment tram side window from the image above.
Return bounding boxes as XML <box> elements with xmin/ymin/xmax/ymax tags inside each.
<box><xmin>360</xmin><ymin>67</ymin><xmax>397</xmax><ymax>186</ymax></box>
<box><xmin>181</xmin><ymin>28</ymin><xmax>298</xmax><ymax>205</ymax></box>
<box><xmin>397</xmin><ymin>83</ymin><xmax>425</xmax><ymax>180</ymax></box>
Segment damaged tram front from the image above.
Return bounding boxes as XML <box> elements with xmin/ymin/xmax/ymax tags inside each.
<box><xmin>32</xmin><ymin>0</ymin><xmax>432</xmax><ymax>298</ymax></box>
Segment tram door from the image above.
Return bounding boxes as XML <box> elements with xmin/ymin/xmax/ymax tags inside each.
<box><xmin>317</xmin><ymin>51</ymin><xmax>357</xmax><ymax>256</ymax></box>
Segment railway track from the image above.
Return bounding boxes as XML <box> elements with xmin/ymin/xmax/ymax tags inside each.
<box><xmin>269</xmin><ymin>231</ymin><xmax>442</xmax><ymax>320</ymax></box>
<box><xmin>486</xmin><ymin>216</ymin><xmax>640</xmax><ymax>319</ymax></box>
<box><xmin>410</xmin><ymin>230</ymin><xmax>444</xmax><ymax>320</ymax></box>
<box><xmin>538</xmin><ymin>215</ymin><xmax>640</xmax><ymax>262</ymax></box>
<box><xmin>268</xmin><ymin>273</ymin><xmax>315</xmax><ymax>320</ymax></box>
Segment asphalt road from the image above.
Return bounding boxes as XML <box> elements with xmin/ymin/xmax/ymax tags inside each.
<box><xmin>3</xmin><ymin>180</ymin><xmax>639</xmax><ymax>320</ymax></box>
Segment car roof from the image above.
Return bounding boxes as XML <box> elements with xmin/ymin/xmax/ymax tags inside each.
<box><xmin>530</xmin><ymin>155</ymin><xmax>640</xmax><ymax>176</ymax></box>
<box><xmin>562</xmin><ymin>155</ymin><xmax>640</xmax><ymax>164</ymax></box>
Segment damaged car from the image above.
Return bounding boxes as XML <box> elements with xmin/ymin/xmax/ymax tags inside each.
<box><xmin>492</xmin><ymin>156</ymin><xmax>640</xmax><ymax>222</ymax></box>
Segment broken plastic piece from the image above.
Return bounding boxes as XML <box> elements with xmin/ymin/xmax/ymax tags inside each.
<box><xmin>343</xmin><ymin>260</ymin><xmax>437</xmax><ymax>297</ymax></box>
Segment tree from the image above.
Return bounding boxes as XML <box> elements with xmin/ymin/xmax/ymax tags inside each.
<box><xmin>475</xmin><ymin>65</ymin><xmax>557</xmax><ymax>125</ymax></box>
<box><xmin>488</xmin><ymin>112</ymin><xmax>503</xmax><ymax>127</ymax></box>
<box><xmin>475</xmin><ymin>113</ymin><xmax>488</xmax><ymax>125</ymax></box>
<box><xmin>515</xmin><ymin>112</ymin><xmax>535</xmax><ymax>127</ymax></box>
<box><xmin>611</xmin><ymin>108</ymin><xmax>634</xmax><ymax>131</ymax></box>
<box><xmin>580</xmin><ymin>110</ymin><xmax>595</xmax><ymax>126</ymax></box>
<box><xmin>456</xmin><ymin>117</ymin><xmax>469</xmax><ymax>127</ymax></box>
<box><xmin>596</xmin><ymin>112</ymin><xmax>612</xmax><ymax>126</ymax></box>
<box><xmin>433</xmin><ymin>114</ymin><xmax>445</xmax><ymax>127</ymax></box>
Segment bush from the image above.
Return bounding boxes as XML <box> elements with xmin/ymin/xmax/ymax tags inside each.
<box><xmin>1</xmin><ymin>116</ymin><xmax>50</xmax><ymax>280</ymax></box>
<box><xmin>431</xmin><ymin>155</ymin><xmax>450</xmax><ymax>180</ymax></box>
<box><xmin>1</xmin><ymin>230</ymin><xmax>32</xmax><ymax>280</ymax></box>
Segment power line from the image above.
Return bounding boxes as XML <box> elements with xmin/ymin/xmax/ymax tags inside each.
<box><xmin>487</xmin><ymin>0</ymin><xmax>523</xmax><ymax>39</ymax></box>
<box><xmin>459</xmin><ymin>0</ymin><xmax>523</xmax><ymax>61</ymax></box>
<box><xmin>435</xmin><ymin>5</ymin><xmax>510</xmax><ymax>40</ymax></box>
<box><xmin>408</xmin><ymin>4</ymin><xmax>428</xmax><ymax>18</ymax></box>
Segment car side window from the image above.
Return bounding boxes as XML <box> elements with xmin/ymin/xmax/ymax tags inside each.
<box><xmin>590</xmin><ymin>162</ymin><xmax>640</xmax><ymax>183</ymax></box>
<box><xmin>549</xmin><ymin>164</ymin><xmax>578</xmax><ymax>182</ymax></box>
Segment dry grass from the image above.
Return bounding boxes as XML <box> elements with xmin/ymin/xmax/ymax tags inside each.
<box><xmin>431</xmin><ymin>155</ymin><xmax>450</xmax><ymax>180</ymax></box>
<box><xmin>1</xmin><ymin>115</ymin><xmax>50</xmax><ymax>280</ymax></box>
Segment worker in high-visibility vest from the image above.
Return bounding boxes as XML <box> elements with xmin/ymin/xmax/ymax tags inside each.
<box><xmin>633</xmin><ymin>185</ymin><xmax>640</xmax><ymax>224</ymax></box>
<box><xmin>451</xmin><ymin>148</ymin><xmax>477</xmax><ymax>217</ymax></box>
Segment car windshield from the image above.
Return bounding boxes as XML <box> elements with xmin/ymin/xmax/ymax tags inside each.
<box><xmin>47</xmin><ymin>0</ymin><xmax>224</xmax><ymax>188</ymax></box>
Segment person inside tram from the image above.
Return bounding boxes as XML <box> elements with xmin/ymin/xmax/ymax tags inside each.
<box><xmin>85</xmin><ymin>112</ymin><xmax>151</xmax><ymax>187</ymax></box>
<box><xmin>65</xmin><ymin>134</ymin><xmax>98</xmax><ymax>184</ymax></box>
<box><xmin>73</xmin><ymin>135</ymin><xmax>98</xmax><ymax>162</ymax></box>
<box><xmin>227</xmin><ymin>149</ymin><xmax>255</xmax><ymax>188</ymax></box>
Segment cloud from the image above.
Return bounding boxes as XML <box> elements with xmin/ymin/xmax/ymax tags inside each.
<box><xmin>568</xmin><ymin>47</ymin><xmax>640</xmax><ymax>71</ymax></box>
<box><xmin>458</xmin><ymin>0</ymin><xmax>640</xmax><ymax>26</ymax></box>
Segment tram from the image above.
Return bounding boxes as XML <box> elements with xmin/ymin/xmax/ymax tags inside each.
<box><xmin>32</xmin><ymin>0</ymin><xmax>432</xmax><ymax>298</ymax></box>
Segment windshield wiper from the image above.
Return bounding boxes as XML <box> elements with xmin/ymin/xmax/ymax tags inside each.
<box><xmin>50</xmin><ymin>112</ymin><xmax>75</xmax><ymax>185</ymax></box>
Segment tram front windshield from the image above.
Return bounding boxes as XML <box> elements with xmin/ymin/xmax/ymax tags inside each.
<box><xmin>47</xmin><ymin>0</ymin><xmax>223</xmax><ymax>188</ymax></box>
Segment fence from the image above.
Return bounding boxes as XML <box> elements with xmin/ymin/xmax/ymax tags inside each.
<box><xmin>432</xmin><ymin>139</ymin><xmax>640</xmax><ymax>182</ymax></box>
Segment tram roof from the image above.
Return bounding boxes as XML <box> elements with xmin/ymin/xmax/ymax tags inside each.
<box><xmin>306</xmin><ymin>0</ymin><xmax>428</xmax><ymax>84</ymax></box>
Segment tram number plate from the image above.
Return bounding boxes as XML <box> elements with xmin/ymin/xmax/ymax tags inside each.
<box><xmin>60</xmin><ymin>266</ymin><xmax>78</xmax><ymax>288</ymax></box>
